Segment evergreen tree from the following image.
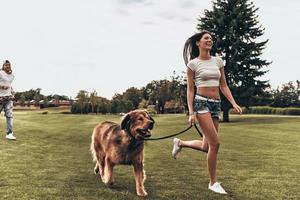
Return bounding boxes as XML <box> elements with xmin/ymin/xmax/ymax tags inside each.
<box><xmin>197</xmin><ymin>0</ymin><xmax>271</xmax><ymax>122</ymax></box>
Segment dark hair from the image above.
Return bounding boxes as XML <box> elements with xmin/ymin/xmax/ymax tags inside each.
<box><xmin>2</xmin><ymin>60</ymin><xmax>11</xmax><ymax>70</ymax></box>
<box><xmin>183</xmin><ymin>30</ymin><xmax>212</xmax><ymax>66</ymax></box>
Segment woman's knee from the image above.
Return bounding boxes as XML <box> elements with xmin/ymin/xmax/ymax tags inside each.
<box><xmin>209</xmin><ymin>142</ymin><xmax>220</xmax><ymax>152</ymax></box>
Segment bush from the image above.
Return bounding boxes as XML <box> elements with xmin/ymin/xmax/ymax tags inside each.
<box><xmin>164</xmin><ymin>100</ymin><xmax>185</xmax><ymax>114</ymax></box>
<box><xmin>283</xmin><ymin>108</ymin><xmax>300</xmax><ymax>115</ymax></box>
<box><xmin>59</xmin><ymin>111</ymin><xmax>71</xmax><ymax>114</ymax></box>
<box><xmin>235</xmin><ymin>106</ymin><xmax>300</xmax><ymax>115</ymax></box>
<box><xmin>146</xmin><ymin>108</ymin><xmax>157</xmax><ymax>116</ymax></box>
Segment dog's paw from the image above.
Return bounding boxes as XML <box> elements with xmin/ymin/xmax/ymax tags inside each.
<box><xmin>137</xmin><ymin>190</ymin><xmax>148</xmax><ymax>197</ymax></box>
<box><xmin>103</xmin><ymin>177</ymin><xmax>115</xmax><ymax>187</ymax></box>
<box><xmin>104</xmin><ymin>181</ymin><xmax>114</xmax><ymax>188</ymax></box>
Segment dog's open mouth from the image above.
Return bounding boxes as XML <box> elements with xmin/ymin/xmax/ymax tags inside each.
<box><xmin>137</xmin><ymin>128</ymin><xmax>151</xmax><ymax>138</ymax></box>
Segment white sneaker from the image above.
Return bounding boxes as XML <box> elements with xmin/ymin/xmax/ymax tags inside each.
<box><xmin>6</xmin><ymin>133</ymin><xmax>16</xmax><ymax>140</ymax></box>
<box><xmin>172</xmin><ymin>138</ymin><xmax>181</xmax><ymax>159</ymax></box>
<box><xmin>208</xmin><ymin>182</ymin><xmax>227</xmax><ymax>194</ymax></box>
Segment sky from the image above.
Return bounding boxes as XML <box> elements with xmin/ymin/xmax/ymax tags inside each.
<box><xmin>0</xmin><ymin>0</ymin><xmax>299</xmax><ymax>99</ymax></box>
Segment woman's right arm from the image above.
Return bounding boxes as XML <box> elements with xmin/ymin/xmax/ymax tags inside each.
<box><xmin>187</xmin><ymin>68</ymin><xmax>195</xmax><ymax>124</ymax></box>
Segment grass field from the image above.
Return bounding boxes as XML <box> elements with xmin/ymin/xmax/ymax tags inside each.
<box><xmin>0</xmin><ymin>109</ymin><xmax>299</xmax><ymax>200</ymax></box>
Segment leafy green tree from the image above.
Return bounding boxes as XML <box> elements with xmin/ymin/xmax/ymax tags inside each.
<box><xmin>76</xmin><ymin>90</ymin><xmax>89</xmax><ymax>114</ymax></box>
<box><xmin>96</xmin><ymin>96</ymin><xmax>111</xmax><ymax>114</ymax></box>
<box><xmin>138</xmin><ymin>99</ymin><xmax>148</xmax><ymax>109</ymax></box>
<box><xmin>271</xmin><ymin>81</ymin><xmax>300</xmax><ymax>107</ymax></box>
<box><xmin>144</xmin><ymin>80</ymin><xmax>172</xmax><ymax>113</ymax></box>
<box><xmin>110</xmin><ymin>94</ymin><xmax>133</xmax><ymax>113</ymax></box>
<box><xmin>47</xmin><ymin>94</ymin><xmax>69</xmax><ymax>101</ymax></box>
<box><xmin>198</xmin><ymin>0</ymin><xmax>271</xmax><ymax>121</ymax></box>
<box><xmin>89</xmin><ymin>91</ymin><xmax>98</xmax><ymax>113</ymax></box>
<box><xmin>33</xmin><ymin>94</ymin><xmax>41</xmax><ymax>107</ymax></box>
<box><xmin>170</xmin><ymin>71</ymin><xmax>187</xmax><ymax>112</ymax></box>
<box><xmin>122</xmin><ymin>87</ymin><xmax>143</xmax><ymax>109</ymax></box>
<box><xmin>19</xmin><ymin>94</ymin><xmax>26</xmax><ymax>106</ymax></box>
<box><xmin>15</xmin><ymin>88</ymin><xmax>43</xmax><ymax>101</ymax></box>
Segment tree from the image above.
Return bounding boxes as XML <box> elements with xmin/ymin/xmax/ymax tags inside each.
<box><xmin>271</xmin><ymin>81</ymin><xmax>300</xmax><ymax>107</ymax></box>
<box><xmin>89</xmin><ymin>91</ymin><xmax>98</xmax><ymax>113</ymax></box>
<box><xmin>138</xmin><ymin>99</ymin><xmax>148</xmax><ymax>109</ymax></box>
<box><xmin>43</xmin><ymin>96</ymin><xmax>49</xmax><ymax>108</ymax></box>
<box><xmin>19</xmin><ymin>94</ymin><xmax>26</xmax><ymax>106</ymax></box>
<box><xmin>122</xmin><ymin>87</ymin><xmax>143</xmax><ymax>109</ymax></box>
<box><xmin>76</xmin><ymin>90</ymin><xmax>89</xmax><ymax>114</ymax></box>
<box><xmin>198</xmin><ymin>0</ymin><xmax>271</xmax><ymax>122</ymax></box>
<box><xmin>15</xmin><ymin>88</ymin><xmax>43</xmax><ymax>101</ymax></box>
<box><xmin>170</xmin><ymin>71</ymin><xmax>187</xmax><ymax>112</ymax></box>
<box><xmin>110</xmin><ymin>93</ymin><xmax>134</xmax><ymax>113</ymax></box>
<box><xmin>144</xmin><ymin>80</ymin><xmax>172</xmax><ymax>113</ymax></box>
<box><xmin>33</xmin><ymin>93</ymin><xmax>41</xmax><ymax>107</ymax></box>
<box><xmin>96</xmin><ymin>96</ymin><xmax>111</xmax><ymax>114</ymax></box>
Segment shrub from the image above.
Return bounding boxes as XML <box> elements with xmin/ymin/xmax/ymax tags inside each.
<box><xmin>236</xmin><ymin>106</ymin><xmax>300</xmax><ymax>116</ymax></box>
<box><xmin>146</xmin><ymin>108</ymin><xmax>157</xmax><ymax>116</ymax></box>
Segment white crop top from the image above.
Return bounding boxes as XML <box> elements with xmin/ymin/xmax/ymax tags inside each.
<box><xmin>187</xmin><ymin>56</ymin><xmax>224</xmax><ymax>87</ymax></box>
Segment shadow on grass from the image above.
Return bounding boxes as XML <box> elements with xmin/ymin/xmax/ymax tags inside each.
<box><xmin>59</xmin><ymin>168</ymin><xmax>159</xmax><ymax>200</ymax></box>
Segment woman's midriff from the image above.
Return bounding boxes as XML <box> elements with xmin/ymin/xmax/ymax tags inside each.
<box><xmin>197</xmin><ymin>86</ymin><xmax>220</xmax><ymax>99</ymax></box>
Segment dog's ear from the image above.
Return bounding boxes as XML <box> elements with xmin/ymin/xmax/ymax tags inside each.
<box><xmin>144</xmin><ymin>109</ymin><xmax>154</xmax><ymax>123</ymax></box>
<box><xmin>121</xmin><ymin>113</ymin><xmax>131</xmax><ymax>130</ymax></box>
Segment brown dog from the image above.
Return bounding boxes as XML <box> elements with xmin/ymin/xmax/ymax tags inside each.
<box><xmin>90</xmin><ymin>109</ymin><xmax>155</xmax><ymax>196</ymax></box>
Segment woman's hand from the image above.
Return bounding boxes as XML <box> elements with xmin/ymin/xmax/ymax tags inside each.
<box><xmin>188</xmin><ymin>114</ymin><xmax>195</xmax><ymax>125</ymax></box>
<box><xmin>233</xmin><ymin>104</ymin><xmax>243</xmax><ymax>114</ymax></box>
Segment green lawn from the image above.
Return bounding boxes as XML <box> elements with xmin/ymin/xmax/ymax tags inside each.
<box><xmin>0</xmin><ymin>110</ymin><xmax>299</xmax><ymax>200</ymax></box>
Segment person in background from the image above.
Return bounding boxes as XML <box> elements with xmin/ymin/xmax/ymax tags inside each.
<box><xmin>0</xmin><ymin>60</ymin><xmax>16</xmax><ymax>140</ymax></box>
<box><xmin>172</xmin><ymin>31</ymin><xmax>242</xmax><ymax>194</ymax></box>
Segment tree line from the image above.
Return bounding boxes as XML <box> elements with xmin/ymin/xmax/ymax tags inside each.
<box><xmin>14</xmin><ymin>88</ymin><xmax>70</xmax><ymax>107</ymax></box>
<box><xmin>70</xmin><ymin>77</ymin><xmax>300</xmax><ymax>115</ymax></box>
<box><xmin>71</xmin><ymin>72</ymin><xmax>186</xmax><ymax>114</ymax></box>
<box><xmin>12</xmin><ymin>78</ymin><xmax>299</xmax><ymax>119</ymax></box>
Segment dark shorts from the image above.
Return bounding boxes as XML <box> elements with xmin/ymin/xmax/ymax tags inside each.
<box><xmin>193</xmin><ymin>94</ymin><xmax>221</xmax><ymax>119</ymax></box>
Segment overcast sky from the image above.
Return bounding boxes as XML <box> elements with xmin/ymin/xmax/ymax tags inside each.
<box><xmin>0</xmin><ymin>0</ymin><xmax>299</xmax><ymax>99</ymax></box>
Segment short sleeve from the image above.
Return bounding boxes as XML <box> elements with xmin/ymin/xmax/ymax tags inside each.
<box><xmin>187</xmin><ymin>60</ymin><xmax>195</xmax><ymax>71</ymax></box>
<box><xmin>215</xmin><ymin>56</ymin><xmax>224</xmax><ymax>69</ymax></box>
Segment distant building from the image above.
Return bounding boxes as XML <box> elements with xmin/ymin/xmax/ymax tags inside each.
<box><xmin>14</xmin><ymin>99</ymin><xmax>73</xmax><ymax>108</ymax></box>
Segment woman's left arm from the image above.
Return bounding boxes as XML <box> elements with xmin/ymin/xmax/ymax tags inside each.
<box><xmin>219</xmin><ymin>67</ymin><xmax>243</xmax><ymax>114</ymax></box>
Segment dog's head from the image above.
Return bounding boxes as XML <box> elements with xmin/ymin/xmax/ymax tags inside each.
<box><xmin>121</xmin><ymin>109</ymin><xmax>155</xmax><ymax>140</ymax></box>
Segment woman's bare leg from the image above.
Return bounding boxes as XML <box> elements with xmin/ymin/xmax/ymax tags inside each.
<box><xmin>179</xmin><ymin>117</ymin><xmax>219</xmax><ymax>152</ymax></box>
<box><xmin>179</xmin><ymin>137</ymin><xmax>208</xmax><ymax>152</ymax></box>
<box><xmin>197</xmin><ymin>113</ymin><xmax>220</xmax><ymax>184</ymax></box>
<box><xmin>175</xmin><ymin>113</ymin><xmax>220</xmax><ymax>183</ymax></box>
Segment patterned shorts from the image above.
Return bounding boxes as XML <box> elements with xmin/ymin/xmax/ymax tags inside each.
<box><xmin>193</xmin><ymin>94</ymin><xmax>221</xmax><ymax>119</ymax></box>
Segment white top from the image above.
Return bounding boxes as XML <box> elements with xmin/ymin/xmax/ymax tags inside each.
<box><xmin>187</xmin><ymin>56</ymin><xmax>224</xmax><ymax>87</ymax></box>
<box><xmin>0</xmin><ymin>70</ymin><xmax>14</xmax><ymax>97</ymax></box>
